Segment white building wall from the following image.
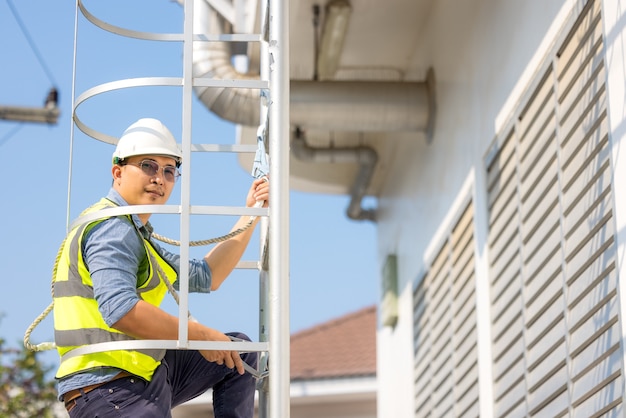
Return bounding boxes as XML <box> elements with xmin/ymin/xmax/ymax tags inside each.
<box><xmin>376</xmin><ymin>1</ymin><xmax>587</xmax><ymax>417</ymax></box>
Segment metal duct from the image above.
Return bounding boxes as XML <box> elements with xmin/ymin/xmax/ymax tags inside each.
<box><xmin>193</xmin><ymin>0</ymin><xmax>435</xmax><ymax>133</ymax></box>
<box><xmin>291</xmin><ymin>80</ymin><xmax>430</xmax><ymax>132</ymax></box>
<box><xmin>192</xmin><ymin>0</ymin><xmax>261</xmax><ymax>126</ymax></box>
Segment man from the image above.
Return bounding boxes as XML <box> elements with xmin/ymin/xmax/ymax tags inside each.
<box><xmin>53</xmin><ymin>118</ymin><xmax>268</xmax><ymax>417</ymax></box>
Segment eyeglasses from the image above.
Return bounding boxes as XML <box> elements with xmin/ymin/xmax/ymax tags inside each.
<box><xmin>123</xmin><ymin>159</ymin><xmax>180</xmax><ymax>182</ymax></box>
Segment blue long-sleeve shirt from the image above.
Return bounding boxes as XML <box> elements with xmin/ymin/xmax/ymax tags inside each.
<box><xmin>57</xmin><ymin>188</ymin><xmax>212</xmax><ymax>399</ymax></box>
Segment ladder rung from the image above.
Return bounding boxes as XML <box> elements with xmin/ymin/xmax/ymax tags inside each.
<box><xmin>193</xmin><ymin>78</ymin><xmax>269</xmax><ymax>89</ymax></box>
<box><xmin>187</xmin><ymin>340</ymin><xmax>269</xmax><ymax>352</ymax></box>
<box><xmin>61</xmin><ymin>340</ymin><xmax>270</xmax><ymax>362</ymax></box>
<box><xmin>190</xmin><ymin>205</ymin><xmax>268</xmax><ymax>217</ymax></box>
<box><xmin>237</xmin><ymin>260</ymin><xmax>261</xmax><ymax>269</ymax></box>
<box><xmin>70</xmin><ymin>205</ymin><xmax>181</xmax><ymax>230</ymax></box>
<box><xmin>194</xmin><ymin>33</ymin><xmax>262</xmax><ymax>42</ymax></box>
<box><xmin>191</xmin><ymin>144</ymin><xmax>258</xmax><ymax>153</ymax></box>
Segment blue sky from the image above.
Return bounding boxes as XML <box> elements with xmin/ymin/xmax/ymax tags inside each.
<box><xmin>0</xmin><ymin>0</ymin><xmax>378</xmax><ymax>367</ymax></box>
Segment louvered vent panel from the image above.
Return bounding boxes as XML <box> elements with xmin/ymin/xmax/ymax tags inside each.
<box><xmin>451</xmin><ymin>203</ymin><xmax>479</xmax><ymax>418</ymax></box>
<box><xmin>411</xmin><ymin>0</ymin><xmax>622</xmax><ymax>416</ymax></box>
<box><xmin>485</xmin><ymin>0</ymin><xmax>622</xmax><ymax>417</ymax></box>
<box><xmin>487</xmin><ymin>127</ymin><xmax>525</xmax><ymax>417</ymax></box>
<box><xmin>557</xmin><ymin>1</ymin><xmax>622</xmax><ymax>416</ymax></box>
<box><xmin>429</xmin><ymin>242</ymin><xmax>453</xmax><ymax>418</ymax></box>
<box><xmin>414</xmin><ymin>202</ymin><xmax>479</xmax><ymax>417</ymax></box>
<box><xmin>414</xmin><ymin>279</ymin><xmax>432</xmax><ymax>417</ymax></box>
<box><xmin>413</xmin><ymin>244</ymin><xmax>448</xmax><ymax>418</ymax></box>
<box><xmin>518</xmin><ymin>62</ymin><xmax>569</xmax><ymax>418</ymax></box>
<box><xmin>427</xmin><ymin>239</ymin><xmax>453</xmax><ymax>418</ymax></box>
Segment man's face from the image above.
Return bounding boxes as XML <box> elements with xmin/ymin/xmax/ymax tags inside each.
<box><xmin>112</xmin><ymin>155</ymin><xmax>178</xmax><ymax>206</ymax></box>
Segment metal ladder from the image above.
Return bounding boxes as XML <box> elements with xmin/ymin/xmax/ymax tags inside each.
<box><xmin>69</xmin><ymin>0</ymin><xmax>290</xmax><ymax>416</ymax></box>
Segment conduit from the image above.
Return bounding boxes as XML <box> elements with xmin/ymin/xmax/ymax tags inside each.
<box><xmin>292</xmin><ymin>127</ymin><xmax>378</xmax><ymax>221</ymax></box>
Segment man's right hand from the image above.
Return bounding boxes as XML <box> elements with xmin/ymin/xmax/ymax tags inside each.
<box><xmin>200</xmin><ymin>330</ymin><xmax>245</xmax><ymax>375</ymax></box>
<box><xmin>112</xmin><ymin>302</ymin><xmax>245</xmax><ymax>375</ymax></box>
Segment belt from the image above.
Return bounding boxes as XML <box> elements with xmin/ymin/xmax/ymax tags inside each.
<box><xmin>63</xmin><ymin>371</ymin><xmax>134</xmax><ymax>412</ymax></box>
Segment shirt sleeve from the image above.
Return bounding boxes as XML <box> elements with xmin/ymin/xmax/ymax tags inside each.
<box><xmin>83</xmin><ymin>217</ymin><xmax>145</xmax><ymax>327</ymax></box>
<box><xmin>149</xmin><ymin>239</ymin><xmax>213</xmax><ymax>293</ymax></box>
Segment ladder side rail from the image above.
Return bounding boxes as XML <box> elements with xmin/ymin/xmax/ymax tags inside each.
<box><xmin>258</xmin><ymin>0</ymin><xmax>271</xmax><ymax>414</ymax></box>
<box><xmin>258</xmin><ymin>267</ymin><xmax>270</xmax><ymax>416</ymax></box>
<box><xmin>177</xmin><ymin>0</ymin><xmax>195</xmax><ymax>348</ymax></box>
<box><xmin>268</xmin><ymin>0</ymin><xmax>290</xmax><ymax>415</ymax></box>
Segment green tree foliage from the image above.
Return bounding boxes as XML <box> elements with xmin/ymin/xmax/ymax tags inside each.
<box><xmin>0</xmin><ymin>334</ymin><xmax>58</xmax><ymax>418</ymax></box>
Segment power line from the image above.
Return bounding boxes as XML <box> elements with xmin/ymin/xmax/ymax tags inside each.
<box><xmin>6</xmin><ymin>0</ymin><xmax>58</xmax><ymax>87</ymax></box>
<box><xmin>2</xmin><ymin>0</ymin><xmax>60</xmax><ymax>125</ymax></box>
<box><xmin>0</xmin><ymin>124</ymin><xmax>24</xmax><ymax>147</ymax></box>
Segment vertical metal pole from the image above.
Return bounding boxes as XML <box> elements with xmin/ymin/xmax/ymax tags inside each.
<box><xmin>257</xmin><ymin>0</ymin><xmax>271</xmax><ymax>415</ymax></box>
<box><xmin>178</xmin><ymin>0</ymin><xmax>194</xmax><ymax>346</ymax></box>
<box><xmin>268</xmin><ymin>0</ymin><xmax>290</xmax><ymax>415</ymax></box>
<box><xmin>258</xmin><ymin>255</ymin><xmax>270</xmax><ymax>418</ymax></box>
<box><xmin>67</xmin><ymin>0</ymin><xmax>80</xmax><ymax>233</ymax></box>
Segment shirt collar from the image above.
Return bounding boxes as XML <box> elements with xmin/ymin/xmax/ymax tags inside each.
<box><xmin>105</xmin><ymin>188</ymin><xmax>154</xmax><ymax>237</ymax></box>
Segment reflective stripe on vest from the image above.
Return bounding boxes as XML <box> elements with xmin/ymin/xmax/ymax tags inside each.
<box><xmin>54</xmin><ymin>198</ymin><xmax>178</xmax><ymax>381</ymax></box>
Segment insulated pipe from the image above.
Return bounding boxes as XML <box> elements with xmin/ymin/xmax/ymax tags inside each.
<box><xmin>192</xmin><ymin>0</ymin><xmax>261</xmax><ymax>125</ymax></box>
<box><xmin>292</xmin><ymin>127</ymin><xmax>378</xmax><ymax>221</ymax></box>
<box><xmin>290</xmin><ymin>80</ymin><xmax>429</xmax><ymax>132</ymax></box>
<box><xmin>192</xmin><ymin>0</ymin><xmax>434</xmax><ymax>133</ymax></box>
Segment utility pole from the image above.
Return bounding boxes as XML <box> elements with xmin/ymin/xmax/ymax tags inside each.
<box><xmin>0</xmin><ymin>87</ymin><xmax>60</xmax><ymax>124</ymax></box>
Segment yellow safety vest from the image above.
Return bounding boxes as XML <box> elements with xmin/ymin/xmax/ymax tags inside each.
<box><xmin>54</xmin><ymin>198</ymin><xmax>177</xmax><ymax>381</ymax></box>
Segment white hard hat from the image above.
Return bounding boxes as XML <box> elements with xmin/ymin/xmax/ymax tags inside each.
<box><xmin>112</xmin><ymin>118</ymin><xmax>182</xmax><ymax>167</ymax></box>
